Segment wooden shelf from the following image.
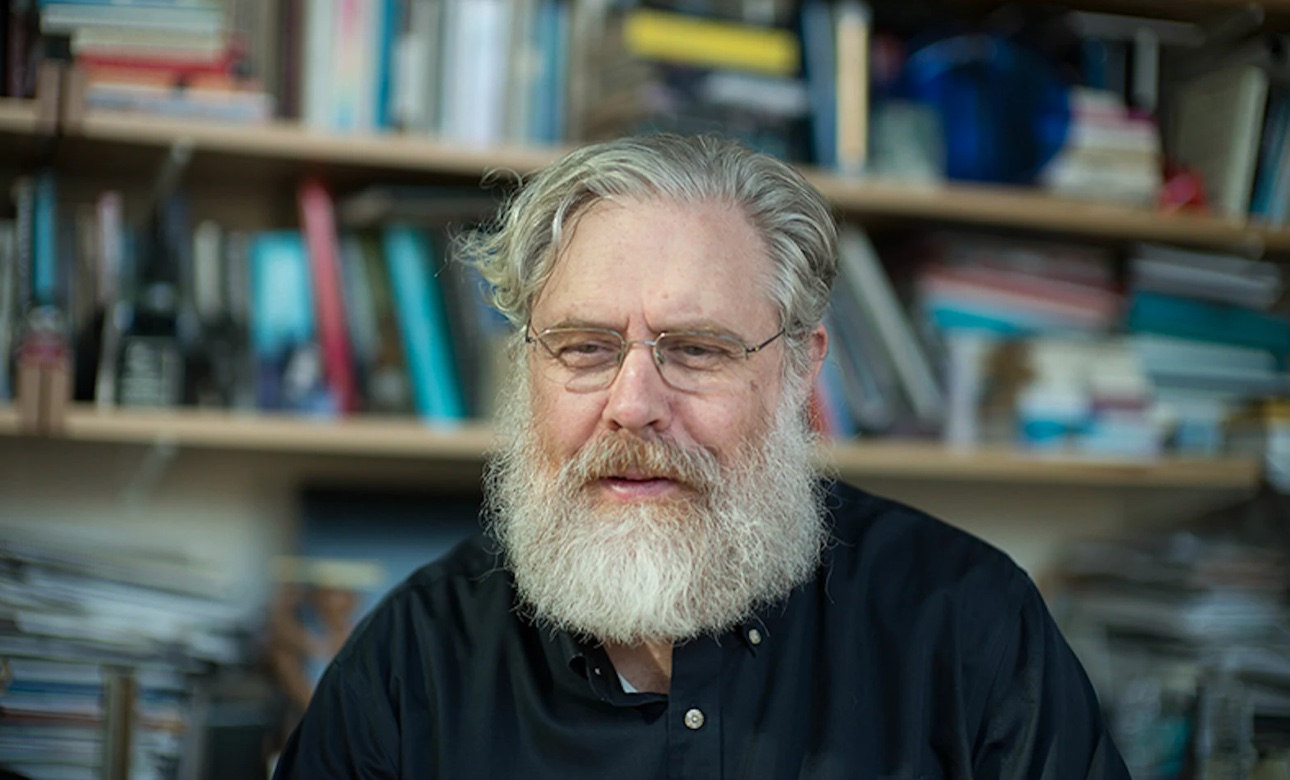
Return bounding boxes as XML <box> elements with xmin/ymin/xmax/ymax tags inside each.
<box><xmin>15</xmin><ymin>109</ymin><xmax>1280</xmax><ymax>251</ymax></box>
<box><xmin>59</xmin><ymin>405</ymin><xmax>495</xmax><ymax>461</ymax></box>
<box><xmin>807</xmin><ymin>174</ymin><xmax>1289</xmax><ymax>252</ymax></box>
<box><xmin>0</xmin><ymin>405</ymin><xmax>1254</xmax><ymax>489</ymax></box>
<box><xmin>820</xmin><ymin>439</ymin><xmax>1260</xmax><ymax>488</ymax></box>
<box><xmin>73</xmin><ymin>110</ymin><xmax>566</xmax><ymax>180</ymax></box>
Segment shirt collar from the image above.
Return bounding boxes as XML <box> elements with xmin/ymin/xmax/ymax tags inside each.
<box><xmin>551</xmin><ymin>614</ymin><xmax>770</xmax><ymax>678</ymax></box>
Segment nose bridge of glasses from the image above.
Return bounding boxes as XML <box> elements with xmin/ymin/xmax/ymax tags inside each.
<box><xmin>620</xmin><ymin>336</ymin><xmax>666</xmax><ymax>367</ymax></box>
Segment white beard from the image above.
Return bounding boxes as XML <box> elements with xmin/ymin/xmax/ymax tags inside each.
<box><xmin>483</xmin><ymin>367</ymin><xmax>828</xmax><ymax>646</ymax></box>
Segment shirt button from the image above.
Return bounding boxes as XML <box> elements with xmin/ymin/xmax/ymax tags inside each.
<box><xmin>684</xmin><ymin>708</ymin><xmax>705</xmax><ymax>730</ymax></box>
<box><xmin>748</xmin><ymin>628</ymin><xmax>763</xmax><ymax>646</ymax></box>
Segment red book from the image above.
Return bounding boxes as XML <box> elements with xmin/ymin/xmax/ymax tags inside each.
<box><xmin>76</xmin><ymin>43</ymin><xmax>241</xmax><ymax>76</ymax></box>
<box><xmin>298</xmin><ymin>177</ymin><xmax>359</xmax><ymax>414</ymax></box>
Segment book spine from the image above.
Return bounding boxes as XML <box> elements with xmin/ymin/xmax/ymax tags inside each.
<box><xmin>834</xmin><ymin>1</ymin><xmax>870</xmax><ymax>175</ymax></box>
<box><xmin>621</xmin><ymin>8</ymin><xmax>799</xmax><ymax>76</ymax></box>
<box><xmin>298</xmin><ymin>177</ymin><xmax>358</xmax><ymax>414</ymax></box>
<box><xmin>382</xmin><ymin>225</ymin><xmax>464</xmax><ymax>422</ymax></box>
<box><xmin>31</xmin><ymin>169</ymin><xmax>57</xmax><ymax>308</ymax></box>
<box><xmin>801</xmin><ymin>0</ymin><xmax>836</xmax><ymax>169</ymax></box>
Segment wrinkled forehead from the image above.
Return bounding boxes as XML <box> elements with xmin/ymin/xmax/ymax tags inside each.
<box><xmin>532</xmin><ymin>196</ymin><xmax>779</xmax><ymax>333</ymax></box>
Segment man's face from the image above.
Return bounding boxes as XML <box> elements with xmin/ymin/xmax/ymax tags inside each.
<box><xmin>487</xmin><ymin>195</ymin><xmax>828</xmax><ymax>645</ymax></box>
<box><xmin>527</xmin><ymin>196</ymin><xmax>785</xmax><ymax>480</ymax></box>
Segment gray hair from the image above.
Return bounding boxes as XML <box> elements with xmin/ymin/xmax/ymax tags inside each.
<box><xmin>459</xmin><ymin>134</ymin><xmax>838</xmax><ymax>377</ymax></box>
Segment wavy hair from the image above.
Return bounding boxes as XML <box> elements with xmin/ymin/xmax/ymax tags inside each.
<box><xmin>458</xmin><ymin>134</ymin><xmax>838</xmax><ymax>377</ymax></box>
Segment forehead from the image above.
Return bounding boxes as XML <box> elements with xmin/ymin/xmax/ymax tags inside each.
<box><xmin>532</xmin><ymin>197</ymin><xmax>778</xmax><ymax>334</ymax></box>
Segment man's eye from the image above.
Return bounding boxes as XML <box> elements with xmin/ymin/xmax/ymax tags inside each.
<box><xmin>664</xmin><ymin>339</ymin><xmax>737</xmax><ymax>367</ymax></box>
<box><xmin>556</xmin><ymin>340</ymin><xmax>618</xmax><ymax>366</ymax></box>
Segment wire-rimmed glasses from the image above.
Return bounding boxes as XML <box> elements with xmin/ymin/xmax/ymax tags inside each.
<box><xmin>525</xmin><ymin>325</ymin><xmax>785</xmax><ymax>393</ymax></box>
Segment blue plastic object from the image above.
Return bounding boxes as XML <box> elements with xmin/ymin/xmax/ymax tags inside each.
<box><xmin>901</xmin><ymin>34</ymin><xmax>1071</xmax><ymax>185</ymax></box>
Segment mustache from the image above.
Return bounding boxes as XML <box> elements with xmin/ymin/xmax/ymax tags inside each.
<box><xmin>562</xmin><ymin>433</ymin><xmax>721</xmax><ymax>491</ymax></box>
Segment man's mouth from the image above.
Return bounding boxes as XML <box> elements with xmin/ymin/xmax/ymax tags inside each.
<box><xmin>596</xmin><ymin>473</ymin><xmax>684</xmax><ymax>500</ymax></box>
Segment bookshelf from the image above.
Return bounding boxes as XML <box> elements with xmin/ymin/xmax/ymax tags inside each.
<box><xmin>9</xmin><ymin>105</ymin><xmax>1287</xmax><ymax>251</ymax></box>
<box><xmin>0</xmin><ymin>99</ymin><xmax>1277</xmax><ymax>491</ymax></box>
<box><xmin>0</xmin><ymin>404</ymin><xmax>1256</xmax><ymax>489</ymax></box>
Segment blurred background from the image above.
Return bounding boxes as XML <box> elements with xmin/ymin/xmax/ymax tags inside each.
<box><xmin>2</xmin><ymin>0</ymin><xmax>1290</xmax><ymax>777</ymax></box>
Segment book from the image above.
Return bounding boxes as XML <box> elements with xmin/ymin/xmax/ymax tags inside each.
<box><xmin>833</xmin><ymin>1</ymin><xmax>870</xmax><ymax>175</ymax></box>
<box><xmin>382</xmin><ymin>225</ymin><xmax>465</xmax><ymax>422</ymax></box>
<box><xmin>621</xmin><ymin>8</ymin><xmax>799</xmax><ymax>77</ymax></box>
<box><xmin>838</xmin><ymin>225</ymin><xmax>942</xmax><ymax>427</ymax></box>
<box><xmin>1128</xmin><ymin>291</ymin><xmax>1290</xmax><ymax>359</ymax></box>
<box><xmin>0</xmin><ymin>219</ymin><xmax>14</xmax><ymax>401</ymax></box>
<box><xmin>247</xmin><ymin>231</ymin><xmax>332</xmax><ymax>414</ymax></box>
<box><xmin>353</xmin><ymin>230</ymin><xmax>412</xmax><ymax>414</ymax></box>
<box><xmin>31</xmin><ymin>168</ymin><xmax>56</xmax><ymax>307</ymax></box>
<box><xmin>440</xmin><ymin>0</ymin><xmax>508</xmax><ymax>146</ymax></box>
<box><xmin>800</xmin><ymin>0</ymin><xmax>836</xmax><ymax>168</ymax></box>
<box><xmin>39</xmin><ymin>1</ymin><xmax>224</xmax><ymax>35</ymax></box>
<box><xmin>1129</xmin><ymin>243</ymin><xmax>1283</xmax><ymax>310</ymax></box>
<box><xmin>298</xmin><ymin>178</ymin><xmax>358</xmax><ymax>415</ymax></box>
<box><xmin>1170</xmin><ymin>64</ymin><xmax>1269</xmax><ymax>218</ymax></box>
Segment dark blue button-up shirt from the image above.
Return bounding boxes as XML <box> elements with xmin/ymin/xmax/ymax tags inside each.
<box><xmin>274</xmin><ymin>479</ymin><xmax>1129</xmax><ymax>779</ymax></box>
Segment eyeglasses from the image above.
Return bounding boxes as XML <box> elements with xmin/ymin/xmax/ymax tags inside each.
<box><xmin>525</xmin><ymin>325</ymin><xmax>785</xmax><ymax>393</ymax></box>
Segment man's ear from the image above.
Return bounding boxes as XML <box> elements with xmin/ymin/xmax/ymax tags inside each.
<box><xmin>806</xmin><ymin>324</ymin><xmax>828</xmax><ymax>385</ymax></box>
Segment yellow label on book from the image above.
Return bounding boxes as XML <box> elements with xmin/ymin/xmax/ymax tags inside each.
<box><xmin>623</xmin><ymin>9</ymin><xmax>800</xmax><ymax>76</ymax></box>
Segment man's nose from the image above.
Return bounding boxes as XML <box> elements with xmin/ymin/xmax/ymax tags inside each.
<box><xmin>602</xmin><ymin>343</ymin><xmax>672</xmax><ymax>433</ymax></box>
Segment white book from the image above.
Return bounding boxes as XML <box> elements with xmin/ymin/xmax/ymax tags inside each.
<box><xmin>396</xmin><ymin>0</ymin><xmax>443</xmax><ymax>133</ymax></box>
<box><xmin>1171</xmin><ymin>64</ymin><xmax>1270</xmax><ymax>218</ymax></box>
<box><xmin>837</xmin><ymin>225</ymin><xmax>943</xmax><ymax>425</ymax></box>
<box><xmin>302</xmin><ymin>0</ymin><xmax>338</xmax><ymax>130</ymax></box>
<box><xmin>443</xmin><ymin>0</ymin><xmax>508</xmax><ymax>146</ymax></box>
<box><xmin>504</xmin><ymin>0</ymin><xmax>538</xmax><ymax>144</ymax></box>
<box><xmin>834</xmin><ymin>1</ymin><xmax>871</xmax><ymax>175</ymax></box>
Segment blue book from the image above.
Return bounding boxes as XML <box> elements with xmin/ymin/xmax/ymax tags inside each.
<box><xmin>529</xmin><ymin>0</ymin><xmax>568</xmax><ymax>144</ymax></box>
<box><xmin>31</xmin><ymin>170</ymin><xmax>57</xmax><ymax>307</ymax></box>
<box><xmin>1128</xmin><ymin>291</ymin><xmax>1290</xmax><ymax>361</ymax></box>
<box><xmin>374</xmin><ymin>0</ymin><xmax>399</xmax><ymax>130</ymax></box>
<box><xmin>1250</xmin><ymin>86</ymin><xmax>1290</xmax><ymax>218</ymax></box>
<box><xmin>800</xmin><ymin>0</ymin><xmax>837</xmax><ymax>169</ymax></box>
<box><xmin>248</xmin><ymin>231</ymin><xmax>335</xmax><ymax>414</ymax></box>
<box><xmin>383</xmin><ymin>225</ymin><xmax>465</xmax><ymax>422</ymax></box>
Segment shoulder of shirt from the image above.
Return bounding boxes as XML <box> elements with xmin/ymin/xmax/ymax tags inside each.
<box><xmin>330</xmin><ymin>534</ymin><xmax>509</xmax><ymax>669</ymax></box>
<box><xmin>821</xmin><ymin>478</ymin><xmax>1032</xmax><ymax>612</ymax></box>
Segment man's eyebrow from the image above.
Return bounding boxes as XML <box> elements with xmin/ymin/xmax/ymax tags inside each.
<box><xmin>538</xmin><ymin>317</ymin><xmax>623</xmax><ymax>331</ymax></box>
<box><xmin>537</xmin><ymin>317</ymin><xmax>749</xmax><ymax>338</ymax></box>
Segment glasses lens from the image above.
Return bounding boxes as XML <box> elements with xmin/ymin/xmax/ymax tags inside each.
<box><xmin>534</xmin><ymin>329</ymin><xmax>623</xmax><ymax>390</ymax></box>
<box><xmin>655</xmin><ymin>333</ymin><xmax>745</xmax><ymax>392</ymax></box>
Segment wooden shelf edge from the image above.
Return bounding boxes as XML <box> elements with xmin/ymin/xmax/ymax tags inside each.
<box><xmin>60</xmin><ymin>405</ymin><xmax>496</xmax><ymax>461</ymax></box>
<box><xmin>0</xmin><ymin>405</ymin><xmax>1254</xmax><ymax>489</ymax></box>
<box><xmin>807</xmin><ymin>173</ymin><xmax>1290</xmax><ymax>251</ymax></box>
<box><xmin>74</xmin><ymin>110</ymin><xmax>567</xmax><ymax>178</ymax></box>
<box><xmin>820</xmin><ymin>439</ymin><xmax>1261</xmax><ymax>488</ymax></box>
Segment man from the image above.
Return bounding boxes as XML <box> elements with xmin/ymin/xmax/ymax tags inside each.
<box><xmin>273</xmin><ymin>135</ymin><xmax>1129</xmax><ymax>779</ymax></box>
